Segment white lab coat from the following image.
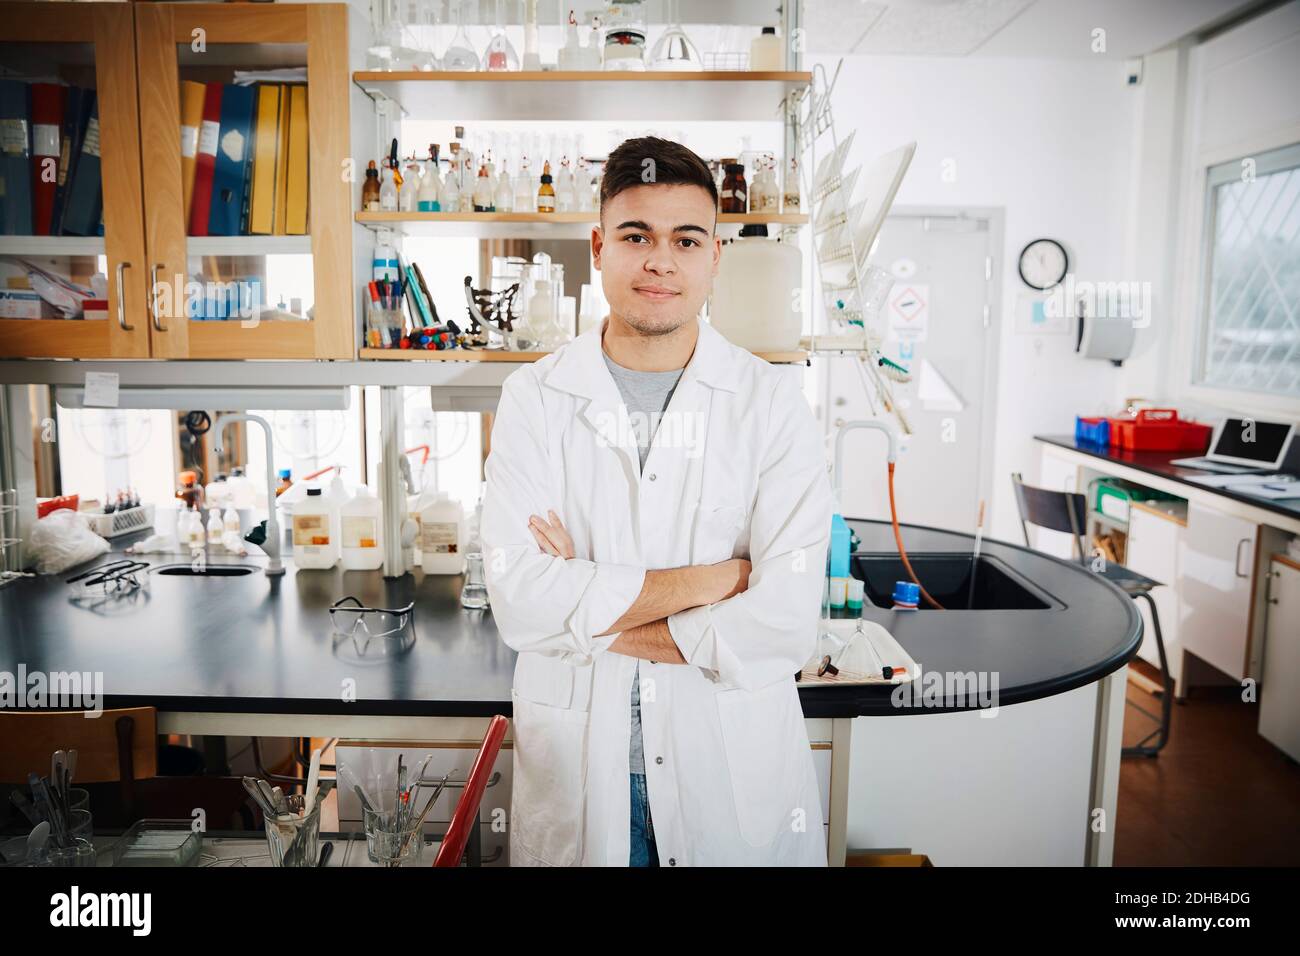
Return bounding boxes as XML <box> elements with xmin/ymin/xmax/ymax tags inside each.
<box><xmin>482</xmin><ymin>315</ymin><xmax>832</xmax><ymax>866</ymax></box>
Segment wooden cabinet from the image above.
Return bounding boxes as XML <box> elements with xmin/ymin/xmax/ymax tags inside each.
<box><xmin>1125</xmin><ymin>502</ymin><xmax>1185</xmax><ymax>684</ymax></box>
<box><xmin>0</xmin><ymin>1</ymin><xmax>150</xmax><ymax>358</ymax></box>
<box><xmin>135</xmin><ymin>3</ymin><xmax>353</xmax><ymax>359</ymax></box>
<box><xmin>1259</xmin><ymin>556</ymin><xmax>1300</xmax><ymax>761</ymax></box>
<box><xmin>1179</xmin><ymin>501</ymin><xmax>1259</xmax><ymax>681</ymax></box>
<box><xmin>0</xmin><ymin>2</ymin><xmax>353</xmax><ymax>360</ymax></box>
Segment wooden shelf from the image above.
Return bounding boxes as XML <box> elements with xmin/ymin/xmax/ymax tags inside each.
<box><xmin>352</xmin><ymin>70</ymin><xmax>810</xmax><ymax>121</ymax></box>
<box><xmin>355</xmin><ymin>211</ymin><xmax>807</xmax><ymax>239</ymax></box>
<box><xmin>360</xmin><ymin>347</ymin><xmax>810</xmax><ymax>364</ymax></box>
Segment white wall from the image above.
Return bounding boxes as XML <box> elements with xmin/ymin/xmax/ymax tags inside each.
<box><xmin>1122</xmin><ymin>1</ymin><xmax>1300</xmax><ymax>422</ymax></box>
<box><xmin>811</xmin><ymin>53</ymin><xmax>1137</xmax><ymax>541</ymax></box>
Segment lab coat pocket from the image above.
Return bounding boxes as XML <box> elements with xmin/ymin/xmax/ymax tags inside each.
<box><xmin>510</xmin><ymin>689</ymin><xmax>589</xmax><ymax>866</ymax></box>
<box><xmin>691</xmin><ymin>503</ymin><xmax>747</xmax><ymax>565</ymax></box>
<box><xmin>714</xmin><ymin>678</ymin><xmax>801</xmax><ymax>848</ymax></box>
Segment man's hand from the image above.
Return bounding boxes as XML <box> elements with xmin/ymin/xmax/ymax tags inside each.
<box><xmin>528</xmin><ymin>510</ymin><xmax>575</xmax><ymax>559</ymax></box>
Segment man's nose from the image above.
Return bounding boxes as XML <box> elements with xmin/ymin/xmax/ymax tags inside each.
<box><xmin>643</xmin><ymin>245</ymin><xmax>677</xmax><ymax>275</ymax></box>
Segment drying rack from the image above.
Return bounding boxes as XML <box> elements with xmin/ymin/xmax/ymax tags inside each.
<box><xmin>787</xmin><ymin>60</ymin><xmax>917</xmax><ymax>435</ymax></box>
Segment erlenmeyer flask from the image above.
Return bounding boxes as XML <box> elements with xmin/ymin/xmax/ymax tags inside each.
<box><xmin>442</xmin><ymin>0</ymin><xmax>480</xmax><ymax>71</ymax></box>
<box><xmin>482</xmin><ymin>0</ymin><xmax>519</xmax><ymax>71</ymax></box>
<box><xmin>650</xmin><ymin>0</ymin><xmax>701</xmax><ymax>71</ymax></box>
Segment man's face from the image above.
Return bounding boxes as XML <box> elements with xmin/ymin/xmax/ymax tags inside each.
<box><xmin>592</xmin><ymin>183</ymin><xmax>720</xmax><ymax>336</ymax></box>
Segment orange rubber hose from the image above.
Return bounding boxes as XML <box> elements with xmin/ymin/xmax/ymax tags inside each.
<box><xmin>887</xmin><ymin>462</ymin><xmax>945</xmax><ymax>610</ymax></box>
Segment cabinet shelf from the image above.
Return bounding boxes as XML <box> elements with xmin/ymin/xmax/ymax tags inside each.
<box><xmin>186</xmin><ymin>236</ymin><xmax>314</xmax><ymax>257</ymax></box>
<box><xmin>355</xmin><ymin>210</ymin><xmax>806</xmax><ymax>238</ymax></box>
<box><xmin>352</xmin><ymin>70</ymin><xmax>810</xmax><ymax>121</ymax></box>
<box><xmin>0</xmin><ymin>236</ymin><xmax>106</xmax><ymax>258</ymax></box>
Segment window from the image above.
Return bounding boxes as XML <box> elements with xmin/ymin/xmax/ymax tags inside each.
<box><xmin>1197</xmin><ymin>143</ymin><xmax>1300</xmax><ymax>397</ymax></box>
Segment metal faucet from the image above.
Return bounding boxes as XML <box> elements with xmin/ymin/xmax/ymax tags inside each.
<box><xmin>211</xmin><ymin>413</ymin><xmax>285</xmax><ymax>576</ymax></box>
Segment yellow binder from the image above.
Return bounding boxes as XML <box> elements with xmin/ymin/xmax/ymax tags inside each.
<box><xmin>273</xmin><ymin>84</ymin><xmax>291</xmax><ymax>235</ymax></box>
<box><xmin>285</xmin><ymin>85</ymin><xmax>309</xmax><ymax>235</ymax></box>
<box><xmin>178</xmin><ymin>80</ymin><xmax>207</xmax><ymax>226</ymax></box>
<box><xmin>249</xmin><ymin>85</ymin><xmax>281</xmax><ymax>235</ymax></box>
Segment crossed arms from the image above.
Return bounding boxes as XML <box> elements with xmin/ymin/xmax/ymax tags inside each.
<box><xmin>526</xmin><ymin>509</ymin><xmax>750</xmax><ymax>663</ymax></box>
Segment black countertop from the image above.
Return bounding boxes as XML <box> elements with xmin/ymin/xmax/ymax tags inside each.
<box><xmin>1036</xmin><ymin>434</ymin><xmax>1300</xmax><ymax>523</ymax></box>
<box><xmin>0</xmin><ymin>520</ymin><xmax>1140</xmax><ymax>719</ymax></box>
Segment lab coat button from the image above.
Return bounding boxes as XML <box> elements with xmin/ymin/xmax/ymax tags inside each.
<box><xmin>669</xmin><ymin>858</ymin><xmax>676</xmax><ymax>866</ymax></box>
<box><xmin>648</xmin><ymin>473</ymin><xmax>656</xmax><ymax>481</ymax></box>
<box><xmin>655</xmin><ymin>756</ymin><xmax>663</xmax><ymax>765</ymax></box>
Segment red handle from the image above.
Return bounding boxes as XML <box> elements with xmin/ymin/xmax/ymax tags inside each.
<box><xmin>1134</xmin><ymin>408</ymin><xmax>1178</xmax><ymax>423</ymax></box>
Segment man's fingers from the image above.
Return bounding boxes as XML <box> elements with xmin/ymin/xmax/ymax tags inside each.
<box><xmin>528</xmin><ymin>521</ymin><xmax>560</xmax><ymax>556</ymax></box>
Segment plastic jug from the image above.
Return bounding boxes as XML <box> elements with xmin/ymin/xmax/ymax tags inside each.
<box><xmin>292</xmin><ymin>487</ymin><xmax>339</xmax><ymax>569</ymax></box>
<box><xmin>340</xmin><ymin>486</ymin><xmax>383</xmax><ymax>571</ymax></box>
<box><xmin>419</xmin><ymin>492</ymin><xmax>463</xmax><ymax>574</ymax></box>
<box><xmin>709</xmin><ymin>226</ymin><xmax>803</xmax><ymax>350</ymax></box>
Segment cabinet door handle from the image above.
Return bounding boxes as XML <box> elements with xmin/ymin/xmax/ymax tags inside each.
<box><xmin>1235</xmin><ymin>537</ymin><xmax>1252</xmax><ymax>578</ymax></box>
<box><xmin>150</xmin><ymin>263</ymin><xmax>168</xmax><ymax>332</ymax></box>
<box><xmin>115</xmin><ymin>261</ymin><xmax>134</xmax><ymax>332</ymax></box>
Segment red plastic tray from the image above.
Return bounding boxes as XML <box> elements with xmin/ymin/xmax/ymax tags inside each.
<box><xmin>1105</xmin><ymin>409</ymin><xmax>1212</xmax><ymax>452</ymax></box>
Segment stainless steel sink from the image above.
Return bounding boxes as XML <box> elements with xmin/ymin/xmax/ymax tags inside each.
<box><xmin>155</xmin><ymin>564</ymin><xmax>257</xmax><ymax>577</ymax></box>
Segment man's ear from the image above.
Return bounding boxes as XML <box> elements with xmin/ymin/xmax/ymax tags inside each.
<box><xmin>591</xmin><ymin>225</ymin><xmax>603</xmax><ymax>271</ymax></box>
<box><xmin>711</xmin><ymin>236</ymin><xmax>721</xmax><ymax>277</ymax></box>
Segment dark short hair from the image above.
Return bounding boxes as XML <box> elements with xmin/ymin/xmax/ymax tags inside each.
<box><xmin>600</xmin><ymin>136</ymin><xmax>718</xmax><ymax>217</ymax></box>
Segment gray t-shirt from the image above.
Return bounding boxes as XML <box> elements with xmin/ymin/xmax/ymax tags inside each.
<box><xmin>601</xmin><ymin>349</ymin><xmax>684</xmax><ymax>777</ymax></box>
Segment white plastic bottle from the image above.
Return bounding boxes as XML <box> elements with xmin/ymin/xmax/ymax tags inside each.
<box><xmin>340</xmin><ymin>486</ymin><xmax>383</xmax><ymax>571</ymax></box>
<box><xmin>292</xmin><ymin>487</ymin><xmax>339</xmax><ymax>569</ymax></box>
<box><xmin>494</xmin><ymin>160</ymin><xmax>514</xmax><ymax>212</ymax></box>
<box><xmin>206</xmin><ymin>509</ymin><xmax>224</xmax><ymax>548</ymax></box>
<box><xmin>417</xmin><ymin>159</ymin><xmax>441</xmax><ymax>211</ymax></box>
<box><xmin>419</xmin><ymin>492</ymin><xmax>463</xmax><ymax>574</ymax></box>
<box><xmin>441</xmin><ymin>159</ymin><xmax>462</xmax><ymax>212</ymax></box>
<box><xmin>223</xmin><ymin>505</ymin><xmax>241</xmax><ymax>536</ymax></box>
<box><xmin>184</xmin><ymin>507</ymin><xmax>205</xmax><ymax>551</ymax></box>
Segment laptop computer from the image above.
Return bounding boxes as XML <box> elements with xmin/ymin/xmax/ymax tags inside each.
<box><xmin>1170</xmin><ymin>417</ymin><xmax>1296</xmax><ymax>474</ymax></box>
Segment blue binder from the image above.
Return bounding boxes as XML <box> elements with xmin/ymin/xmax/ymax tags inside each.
<box><xmin>60</xmin><ymin>99</ymin><xmax>102</xmax><ymax>238</ymax></box>
<box><xmin>0</xmin><ymin>80</ymin><xmax>32</xmax><ymax>235</ymax></box>
<box><xmin>207</xmin><ymin>84</ymin><xmax>255</xmax><ymax>236</ymax></box>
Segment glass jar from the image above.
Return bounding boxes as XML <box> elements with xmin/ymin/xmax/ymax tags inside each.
<box><xmin>720</xmin><ymin>163</ymin><xmax>748</xmax><ymax>214</ymax></box>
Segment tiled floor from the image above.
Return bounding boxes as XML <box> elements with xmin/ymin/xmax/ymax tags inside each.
<box><xmin>1116</xmin><ymin>661</ymin><xmax>1300</xmax><ymax>866</ymax></box>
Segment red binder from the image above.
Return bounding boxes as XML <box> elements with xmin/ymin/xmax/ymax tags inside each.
<box><xmin>187</xmin><ymin>83</ymin><xmax>223</xmax><ymax>237</ymax></box>
<box><xmin>29</xmin><ymin>83</ymin><xmax>66</xmax><ymax>235</ymax></box>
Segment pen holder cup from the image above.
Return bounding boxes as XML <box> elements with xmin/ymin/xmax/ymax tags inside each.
<box><xmin>367</xmin><ymin>304</ymin><xmax>405</xmax><ymax>349</ymax></box>
<box><xmin>263</xmin><ymin>798</ymin><xmax>322</xmax><ymax>867</ymax></box>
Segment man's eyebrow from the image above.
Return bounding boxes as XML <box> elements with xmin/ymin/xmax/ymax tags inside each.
<box><xmin>614</xmin><ymin>220</ymin><xmax>712</xmax><ymax>236</ymax></box>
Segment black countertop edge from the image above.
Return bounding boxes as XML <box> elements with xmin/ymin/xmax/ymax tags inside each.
<box><xmin>1035</xmin><ymin>434</ymin><xmax>1300</xmax><ymax>522</ymax></box>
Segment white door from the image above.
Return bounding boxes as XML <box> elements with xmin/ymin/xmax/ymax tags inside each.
<box><xmin>1179</xmin><ymin>502</ymin><xmax>1257</xmax><ymax>681</ymax></box>
<box><xmin>823</xmin><ymin>212</ymin><xmax>998</xmax><ymax>534</ymax></box>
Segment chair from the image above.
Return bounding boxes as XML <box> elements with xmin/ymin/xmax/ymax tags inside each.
<box><xmin>0</xmin><ymin>707</ymin><xmax>256</xmax><ymax>830</ymax></box>
<box><xmin>1011</xmin><ymin>473</ymin><xmax>1173</xmax><ymax>757</ymax></box>
<box><xmin>432</xmin><ymin>714</ymin><xmax>508</xmax><ymax>867</ymax></box>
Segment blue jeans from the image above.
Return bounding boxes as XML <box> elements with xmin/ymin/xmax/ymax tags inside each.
<box><xmin>629</xmin><ymin>773</ymin><xmax>659</xmax><ymax>867</ymax></box>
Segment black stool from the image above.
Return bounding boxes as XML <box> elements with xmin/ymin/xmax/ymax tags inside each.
<box><xmin>1011</xmin><ymin>473</ymin><xmax>1172</xmax><ymax>757</ymax></box>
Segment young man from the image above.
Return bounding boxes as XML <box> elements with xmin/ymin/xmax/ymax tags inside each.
<box><xmin>481</xmin><ymin>136</ymin><xmax>831</xmax><ymax>866</ymax></box>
